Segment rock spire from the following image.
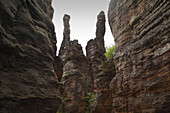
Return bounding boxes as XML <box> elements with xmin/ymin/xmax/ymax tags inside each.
<box><xmin>59</xmin><ymin>14</ymin><xmax>71</xmax><ymax>56</ymax></box>
<box><xmin>96</xmin><ymin>11</ymin><xmax>106</xmax><ymax>37</ymax></box>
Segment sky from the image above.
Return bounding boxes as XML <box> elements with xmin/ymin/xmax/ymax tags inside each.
<box><xmin>52</xmin><ymin>0</ymin><xmax>115</xmax><ymax>54</ymax></box>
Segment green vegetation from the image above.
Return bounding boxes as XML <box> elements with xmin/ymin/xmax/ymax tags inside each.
<box><xmin>85</xmin><ymin>92</ymin><xmax>93</xmax><ymax>113</ymax></box>
<box><xmin>105</xmin><ymin>45</ymin><xmax>115</xmax><ymax>61</ymax></box>
<box><xmin>56</xmin><ymin>111</ymin><xmax>61</xmax><ymax>113</ymax></box>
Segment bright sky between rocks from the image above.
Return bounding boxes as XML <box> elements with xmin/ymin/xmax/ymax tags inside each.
<box><xmin>52</xmin><ymin>0</ymin><xmax>115</xmax><ymax>54</ymax></box>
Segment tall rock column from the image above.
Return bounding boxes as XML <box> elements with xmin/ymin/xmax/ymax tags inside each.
<box><xmin>86</xmin><ymin>11</ymin><xmax>106</xmax><ymax>93</ymax></box>
<box><xmin>59</xmin><ymin>14</ymin><xmax>71</xmax><ymax>56</ymax></box>
<box><xmin>108</xmin><ymin>0</ymin><xmax>170</xmax><ymax>112</ymax></box>
<box><xmin>58</xmin><ymin>15</ymin><xmax>93</xmax><ymax>113</ymax></box>
<box><xmin>86</xmin><ymin>11</ymin><xmax>116</xmax><ymax>113</ymax></box>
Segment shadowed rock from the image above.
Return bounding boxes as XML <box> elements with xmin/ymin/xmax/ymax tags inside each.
<box><xmin>0</xmin><ymin>0</ymin><xmax>61</xmax><ymax>112</ymax></box>
<box><xmin>53</xmin><ymin>56</ymin><xmax>63</xmax><ymax>82</ymax></box>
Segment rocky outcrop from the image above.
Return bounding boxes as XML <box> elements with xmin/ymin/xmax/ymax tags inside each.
<box><xmin>108</xmin><ymin>0</ymin><xmax>170</xmax><ymax>112</ymax></box>
<box><xmin>86</xmin><ymin>11</ymin><xmax>106</xmax><ymax>93</ymax></box>
<box><xmin>59</xmin><ymin>14</ymin><xmax>71</xmax><ymax>56</ymax></box>
<box><xmin>0</xmin><ymin>0</ymin><xmax>61</xmax><ymax>113</ymax></box>
<box><xmin>58</xmin><ymin>40</ymin><xmax>93</xmax><ymax>113</ymax></box>
<box><xmin>58</xmin><ymin>15</ymin><xmax>93</xmax><ymax>113</ymax></box>
<box><xmin>86</xmin><ymin>11</ymin><xmax>116</xmax><ymax>113</ymax></box>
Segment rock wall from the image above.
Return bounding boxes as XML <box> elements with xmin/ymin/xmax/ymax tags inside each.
<box><xmin>0</xmin><ymin>0</ymin><xmax>61</xmax><ymax>113</ymax></box>
<box><xmin>108</xmin><ymin>0</ymin><xmax>170</xmax><ymax>112</ymax></box>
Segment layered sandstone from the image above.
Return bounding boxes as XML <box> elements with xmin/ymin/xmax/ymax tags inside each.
<box><xmin>0</xmin><ymin>0</ymin><xmax>61</xmax><ymax>112</ymax></box>
<box><xmin>108</xmin><ymin>0</ymin><xmax>170</xmax><ymax>112</ymax></box>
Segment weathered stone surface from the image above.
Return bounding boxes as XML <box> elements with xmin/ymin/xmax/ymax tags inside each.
<box><xmin>91</xmin><ymin>61</ymin><xmax>115</xmax><ymax>113</ymax></box>
<box><xmin>96</xmin><ymin>11</ymin><xmax>106</xmax><ymax>38</ymax></box>
<box><xmin>59</xmin><ymin>14</ymin><xmax>71</xmax><ymax>56</ymax></box>
<box><xmin>108</xmin><ymin>0</ymin><xmax>170</xmax><ymax>112</ymax></box>
<box><xmin>97</xmin><ymin>61</ymin><xmax>115</xmax><ymax>93</ymax></box>
<box><xmin>58</xmin><ymin>15</ymin><xmax>93</xmax><ymax>113</ymax></box>
<box><xmin>44</xmin><ymin>0</ymin><xmax>54</xmax><ymax>19</ymax></box>
<box><xmin>86</xmin><ymin>11</ymin><xmax>116</xmax><ymax>113</ymax></box>
<box><xmin>0</xmin><ymin>0</ymin><xmax>61</xmax><ymax>112</ymax></box>
<box><xmin>53</xmin><ymin>56</ymin><xmax>63</xmax><ymax>82</ymax></box>
<box><xmin>58</xmin><ymin>40</ymin><xmax>93</xmax><ymax>113</ymax></box>
<box><xmin>86</xmin><ymin>11</ymin><xmax>106</xmax><ymax>93</ymax></box>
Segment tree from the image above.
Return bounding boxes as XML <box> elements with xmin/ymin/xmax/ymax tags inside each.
<box><xmin>105</xmin><ymin>45</ymin><xmax>115</xmax><ymax>61</ymax></box>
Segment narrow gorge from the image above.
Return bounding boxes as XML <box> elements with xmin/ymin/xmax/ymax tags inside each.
<box><xmin>0</xmin><ymin>0</ymin><xmax>169</xmax><ymax>113</ymax></box>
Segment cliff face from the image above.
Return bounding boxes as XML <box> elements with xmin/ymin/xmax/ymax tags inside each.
<box><xmin>108</xmin><ymin>0</ymin><xmax>170</xmax><ymax>112</ymax></box>
<box><xmin>1</xmin><ymin>0</ymin><xmax>169</xmax><ymax>113</ymax></box>
<box><xmin>0</xmin><ymin>0</ymin><xmax>61</xmax><ymax>113</ymax></box>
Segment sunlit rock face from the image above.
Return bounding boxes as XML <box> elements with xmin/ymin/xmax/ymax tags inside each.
<box><xmin>108</xmin><ymin>0</ymin><xmax>170</xmax><ymax>112</ymax></box>
<box><xmin>0</xmin><ymin>0</ymin><xmax>61</xmax><ymax>112</ymax></box>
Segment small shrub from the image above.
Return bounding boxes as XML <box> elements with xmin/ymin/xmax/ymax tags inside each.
<box><xmin>86</xmin><ymin>92</ymin><xmax>93</xmax><ymax>113</ymax></box>
<box><xmin>105</xmin><ymin>45</ymin><xmax>115</xmax><ymax>61</ymax></box>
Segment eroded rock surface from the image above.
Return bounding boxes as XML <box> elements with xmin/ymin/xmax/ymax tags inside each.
<box><xmin>108</xmin><ymin>0</ymin><xmax>170</xmax><ymax>112</ymax></box>
<box><xmin>91</xmin><ymin>61</ymin><xmax>115</xmax><ymax>113</ymax></box>
<box><xmin>86</xmin><ymin>11</ymin><xmax>116</xmax><ymax>113</ymax></box>
<box><xmin>59</xmin><ymin>14</ymin><xmax>71</xmax><ymax>56</ymax></box>
<box><xmin>53</xmin><ymin>56</ymin><xmax>63</xmax><ymax>82</ymax></box>
<box><xmin>0</xmin><ymin>0</ymin><xmax>61</xmax><ymax>112</ymax></box>
<box><xmin>86</xmin><ymin>11</ymin><xmax>106</xmax><ymax>93</ymax></box>
<box><xmin>58</xmin><ymin>15</ymin><xmax>93</xmax><ymax>113</ymax></box>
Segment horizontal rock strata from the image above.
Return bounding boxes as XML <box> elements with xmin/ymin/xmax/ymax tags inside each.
<box><xmin>108</xmin><ymin>0</ymin><xmax>170</xmax><ymax>112</ymax></box>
